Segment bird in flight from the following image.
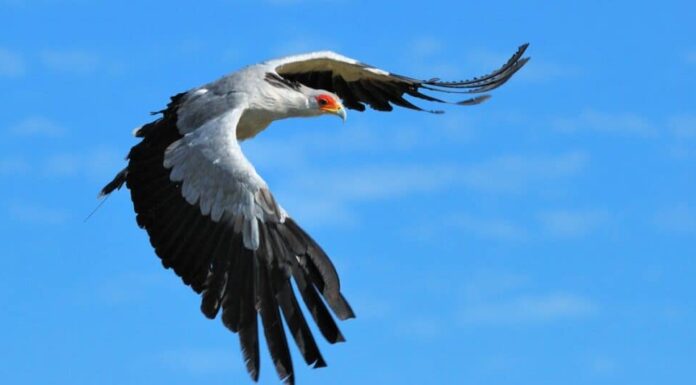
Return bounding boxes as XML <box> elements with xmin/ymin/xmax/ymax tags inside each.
<box><xmin>101</xmin><ymin>44</ymin><xmax>529</xmax><ymax>384</ymax></box>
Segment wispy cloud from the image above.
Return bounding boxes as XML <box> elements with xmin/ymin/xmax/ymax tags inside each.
<box><xmin>39</xmin><ymin>49</ymin><xmax>100</xmax><ymax>74</ymax></box>
<box><xmin>267</xmin><ymin>150</ymin><xmax>587</xmax><ymax>227</ymax></box>
<box><xmin>461</xmin><ymin>292</ymin><xmax>598</xmax><ymax>325</ymax></box>
<box><xmin>8</xmin><ymin>116</ymin><xmax>65</xmax><ymax>137</ymax></box>
<box><xmin>7</xmin><ymin>202</ymin><xmax>70</xmax><ymax>225</ymax></box>
<box><xmin>245</xmin><ymin>121</ymin><xmax>475</xmax><ymax>170</ymax></box>
<box><xmin>276</xmin><ymin>163</ymin><xmax>456</xmax><ymax>226</ymax></box>
<box><xmin>552</xmin><ymin>110</ymin><xmax>656</xmax><ymax>137</ymax></box>
<box><xmin>538</xmin><ymin>209</ymin><xmax>609</xmax><ymax>238</ymax></box>
<box><xmin>410</xmin><ymin>206</ymin><xmax>608</xmax><ymax>245</ymax></box>
<box><xmin>459</xmin><ymin>271</ymin><xmax>598</xmax><ymax>326</ymax></box>
<box><xmin>0</xmin><ymin>47</ymin><xmax>25</xmax><ymax>77</ymax></box>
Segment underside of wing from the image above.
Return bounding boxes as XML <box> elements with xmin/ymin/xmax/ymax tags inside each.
<box><xmin>103</xmin><ymin>94</ymin><xmax>354</xmax><ymax>384</ymax></box>
<box><xmin>273</xmin><ymin>44</ymin><xmax>530</xmax><ymax>113</ymax></box>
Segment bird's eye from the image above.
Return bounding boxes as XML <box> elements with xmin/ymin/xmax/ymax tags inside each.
<box><xmin>318</xmin><ymin>98</ymin><xmax>328</xmax><ymax>106</ymax></box>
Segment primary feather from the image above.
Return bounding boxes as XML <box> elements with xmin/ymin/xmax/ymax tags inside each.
<box><xmin>101</xmin><ymin>44</ymin><xmax>530</xmax><ymax>384</ymax></box>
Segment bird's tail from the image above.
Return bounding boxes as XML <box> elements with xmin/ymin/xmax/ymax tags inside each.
<box><xmin>99</xmin><ymin>167</ymin><xmax>128</xmax><ymax>197</ymax></box>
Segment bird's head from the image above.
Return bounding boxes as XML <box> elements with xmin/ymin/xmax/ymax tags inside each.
<box><xmin>309</xmin><ymin>92</ymin><xmax>347</xmax><ymax>122</ymax></box>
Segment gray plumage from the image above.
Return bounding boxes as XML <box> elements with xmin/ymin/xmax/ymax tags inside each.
<box><xmin>101</xmin><ymin>44</ymin><xmax>529</xmax><ymax>385</ymax></box>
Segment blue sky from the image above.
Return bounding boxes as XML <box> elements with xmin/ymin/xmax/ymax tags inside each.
<box><xmin>1</xmin><ymin>1</ymin><xmax>695</xmax><ymax>384</ymax></box>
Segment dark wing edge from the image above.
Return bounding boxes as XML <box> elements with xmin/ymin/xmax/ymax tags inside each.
<box><xmin>99</xmin><ymin>96</ymin><xmax>354</xmax><ymax>385</ymax></box>
<box><xmin>278</xmin><ymin>43</ymin><xmax>530</xmax><ymax>114</ymax></box>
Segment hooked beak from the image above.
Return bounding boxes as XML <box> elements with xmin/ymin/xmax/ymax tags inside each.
<box><xmin>336</xmin><ymin>106</ymin><xmax>347</xmax><ymax>122</ymax></box>
<box><xmin>322</xmin><ymin>104</ymin><xmax>347</xmax><ymax>122</ymax></box>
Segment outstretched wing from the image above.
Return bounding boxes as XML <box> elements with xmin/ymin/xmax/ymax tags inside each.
<box><xmin>269</xmin><ymin>43</ymin><xmax>529</xmax><ymax>113</ymax></box>
<box><xmin>103</xmin><ymin>93</ymin><xmax>354</xmax><ymax>385</ymax></box>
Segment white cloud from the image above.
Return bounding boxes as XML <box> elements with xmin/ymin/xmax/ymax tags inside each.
<box><xmin>552</xmin><ymin>110</ymin><xmax>656</xmax><ymax>137</ymax></box>
<box><xmin>0</xmin><ymin>47</ymin><xmax>25</xmax><ymax>77</ymax></box>
<box><xmin>8</xmin><ymin>202</ymin><xmax>70</xmax><ymax>225</ymax></box>
<box><xmin>410</xmin><ymin>206</ymin><xmax>607</xmax><ymax>245</ymax></box>
<box><xmin>460</xmin><ymin>292</ymin><xmax>598</xmax><ymax>325</ymax></box>
<box><xmin>8</xmin><ymin>116</ymin><xmax>64</xmax><ymax>137</ymax></box>
<box><xmin>458</xmin><ymin>271</ymin><xmax>598</xmax><ymax>326</ymax></box>
<box><xmin>263</xmin><ymin>150</ymin><xmax>587</xmax><ymax>227</ymax></box>
<box><xmin>244</xmin><ymin>121</ymin><xmax>475</xmax><ymax>170</ymax></box>
<box><xmin>249</xmin><ymin>120</ymin><xmax>586</xmax><ymax>227</ymax></box>
<box><xmin>39</xmin><ymin>49</ymin><xmax>99</xmax><ymax>74</ymax></box>
<box><xmin>275</xmin><ymin>163</ymin><xmax>456</xmax><ymax>226</ymax></box>
<box><xmin>538</xmin><ymin>209</ymin><xmax>609</xmax><ymax>238</ymax></box>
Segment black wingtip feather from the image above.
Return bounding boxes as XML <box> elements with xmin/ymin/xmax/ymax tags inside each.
<box><xmin>99</xmin><ymin>168</ymin><xmax>128</xmax><ymax>197</ymax></box>
<box><xmin>457</xmin><ymin>95</ymin><xmax>492</xmax><ymax>106</ymax></box>
<box><xmin>256</xmin><ymin>244</ymin><xmax>294</xmax><ymax>385</ymax></box>
<box><xmin>121</xmin><ymin>91</ymin><xmax>353</xmax><ymax>384</ymax></box>
<box><xmin>239</xmin><ymin>252</ymin><xmax>260</xmax><ymax>382</ymax></box>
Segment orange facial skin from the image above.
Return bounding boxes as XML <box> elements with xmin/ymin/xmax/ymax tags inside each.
<box><xmin>315</xmin><ymin>94</ymin><xmax>341</xmax><ymax>113</ymax></box>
